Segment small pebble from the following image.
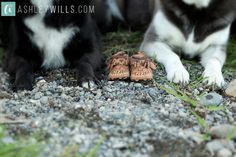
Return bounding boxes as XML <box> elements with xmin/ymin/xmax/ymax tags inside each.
<box><xmin>40</xmin><ymin>96</ymin><xmax>49</xmax><ymax>105</ymax></box>
<box><xmin>134</xmin><ymin>83</ymin><xmax>143</xmax><ymax>88</ymax></box>
<box><xmin>210</xmin><ymin>124</ymin><xmax>236</xmax><ymax>139</ymax></box>
<box><xmin>206</xmin><ymin>140</ymin><xmax>225</xmax><ymax>155</ymax></box>
<box><xmin>34</xmin><ymin>92</ymin><xmax>42</xmax><ymax>100</ymax></box>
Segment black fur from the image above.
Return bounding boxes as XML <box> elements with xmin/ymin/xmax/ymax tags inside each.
<box><xmin>93</xmin><ymin>0</ymin><xmax>125</xmax><ymax>33</ymax></box>
<box><xmin>93</xmin><ymin>0</ymin><xmax>236</xmax><ymax>35</ymax></box>
<box><xmin>2</xmin><ymin>0</ymin><xmax>102</xmax><ymax>91</ymax></box>
<box><xmin>124</xmin><ymin>0</ymin><xmax>154</xmax><ymax>30</ymax></box>
<box><xmin>160</xmin><ymin>0</ymin><xmax>236</xmax><ymax>42</ymax></box>
<box><xmin>231</xmin><ymin>20</ymin><xmax>236</xmax><ymax>37</ymax></box>
<box><xmin>93</xmin><ymin>0</ymin><xmax>154</xmax><ymax>32</ymax></box>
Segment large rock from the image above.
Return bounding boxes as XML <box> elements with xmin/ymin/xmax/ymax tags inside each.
<box><xmin>200</xmin><ymin>92</ymin><xmax>223</xmax><ymax>106</ymax></box>
<box><xmin>226</xmin><ymin>79</ymin><xmax>236</xmax><ymax>98</ymax></box>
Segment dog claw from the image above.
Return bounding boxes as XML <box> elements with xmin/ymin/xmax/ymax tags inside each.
<box><xmin>82</xmin><ymin>81</ymin><xmax>97</xmax><ymax>89</ymax></box>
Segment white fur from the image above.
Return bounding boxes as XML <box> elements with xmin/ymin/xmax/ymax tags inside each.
<box><xmin>201</xmin><ymin>46</ymin><xmax>226</xmax><ymax>87</ymax></box>
<box><xmin>107</xmin><ymin>0</ymin><xmax>124</xmax><ymax>21</ymax></box>
<box><xmin>140</xmin><ymin>10</ymin><xmax>230</xmax><ymax>86</ymax></box>
<box><xmin>182</xmin><ymin>0</ymin><xmax>211</xmax><ymax>8</ymax></box>
<box><xmin>140</xmin><ymin>38</ymin><xmax>190</xmax><ymax>84</ymax></box>
<box><xmin>24</xmin><ymin>0</ymin><xmax>79</xmax><ymax>69</ymax></box>
<box><xmin>30</xmin><ymin>0</ymin><xmax>50</xmax><ymax>12</ymax></box>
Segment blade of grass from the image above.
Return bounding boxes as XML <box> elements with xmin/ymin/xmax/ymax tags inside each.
<box><xmin>86</xmin><ymin>136</ymin><xmax>105</xmax><ymax>157</ymax></box>
<box><xmin>191</xmin><ymin>111</ymin><xmax>208</xmax><ymax>129</ymax></box>
<box><xmin>207</xmin><ymin>106</ymin><xmax>225</xmax><ymax>112</ymax></box>
<box><xmin>157</xmin><ymin>83</ymin><xmax>198</xmax><ymax>107</ymax></box>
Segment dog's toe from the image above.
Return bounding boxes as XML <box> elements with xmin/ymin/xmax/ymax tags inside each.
<box><xmin>13</xmin><ymin>82</ymin><xmax>33</xmax><ymax>92</ymax></box>
<box><xmin>13</xmin><ymin>76</ymin><xmax>33</xmax><ymax>92</ymax></box>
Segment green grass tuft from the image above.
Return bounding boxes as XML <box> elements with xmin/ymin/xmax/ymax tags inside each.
<box><xmin>102</xmin><ymin>30</ymin><xmax>143</xmax><ymax>58</ymax></box>
<box><xmin>0</xmin><ymin>126</ymin><xmax>44</xmax><ymax>157</ymax></box>
<box><xmin>155</xmin><ymin>80</ymin><xmax>199</xmax><ymax>108</ymax></box>
<box><xmin>1</xmin><ymin>125</ymin><xmax>105</xmax><ymax>157</ymax></box>
<box><xmin>86</xmin><ymin>136</ymin><xmax>104</xmax><ymax>157</ymax></box>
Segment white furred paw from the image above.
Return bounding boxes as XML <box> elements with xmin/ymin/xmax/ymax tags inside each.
<box><xmin>203</xmin><ymin>69</ymin><xmax>225</xmax><ymax>87</ymax></box>
<box><xmin>166</xmin><ymin>65</ymin><xmax>190</xmax><ymax>85</ymax></box>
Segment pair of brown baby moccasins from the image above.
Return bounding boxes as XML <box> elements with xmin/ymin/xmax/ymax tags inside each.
<box><xmin>108</xmin><ymin>51</ymin><xmax>157</xmax><ymax>81</ymax></box>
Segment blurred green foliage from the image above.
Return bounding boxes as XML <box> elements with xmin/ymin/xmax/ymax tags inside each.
<box><xmin>227</xmin><ymin>39</ymin><xmax>236</xmax><ymax>68</ymax></box>
<box><xmin>0</xmin><ymin>126</ymin><xmax>43</xmax><ymax>157</ymax></box>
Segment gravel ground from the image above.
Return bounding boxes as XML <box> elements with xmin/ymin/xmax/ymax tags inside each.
<box><xmin>0</xmin><ymin>63</ymin><xmax>236</xmax><ymax>157</ymax></box>
<box><xmin>0</xmin><ymin>31</ymin><xmax>236</xmax><ymax>157</ymax></box>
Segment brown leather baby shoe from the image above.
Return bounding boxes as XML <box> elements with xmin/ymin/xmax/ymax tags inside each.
<box><xmin>108</xmin><ymin>51</ymin><xmax>130</xmax><ymax>80</ymax></box>
<box><xmin>130</xmin><ymin>51</ymin><xmax>156</xmax><ymax>81</ymax></box>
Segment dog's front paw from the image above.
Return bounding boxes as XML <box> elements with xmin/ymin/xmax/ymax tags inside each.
<box><xmin>77</xmin><ymin>74</ymin><xmax>97</xmax><ymax>88</ymax></box>
<box><xmin>14</xmin><ymin>76</ymin><xmax>33</xmax><ymax>92</ymax></box>
<box><xmin>166</xmin><ymin>65</ymin><xmax>190</xmax><ymax>84</ymax></box>
<box><xmin>81</xmin><ymin>80</ymin><xmax>97</xmax><ymax>89</ymax></box>
<box><xmin>76</xmin><ymin>67</ymin><xmax>98</xmax><ymax>89</ymax></box>
<box><xmin>203</xmin><ymin>69</ymin><xmax>225</xmax><ymax>87</ymax></box>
